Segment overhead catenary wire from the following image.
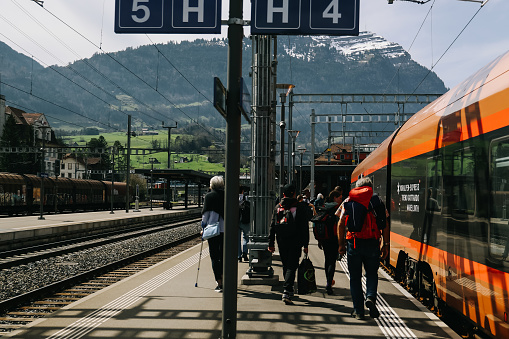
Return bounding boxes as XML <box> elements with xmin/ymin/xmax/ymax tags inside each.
<box><xmin>32</xmin><ymin>3</ymin><xmax>224</xmax><ymax>144</ymax></box>
<box><xmin>5</xmin><ymin>2</ymin><xmax>181</xmax><ymax>127</ymax></box>
<box><xmin>377</xmin><ymin>0</ymin><xmax>485</xmax><ymax>134</ymax></box>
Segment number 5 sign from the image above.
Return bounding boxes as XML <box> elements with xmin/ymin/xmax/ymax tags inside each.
<box><xmin>115</xmin><ymin>0</ymin><xmax>221</xmax><ymax>34</ymax></box>
<box><xmin>251</xmin><ymin>0</ymin><xmax>359</xmax><ymax>35</ymax></box>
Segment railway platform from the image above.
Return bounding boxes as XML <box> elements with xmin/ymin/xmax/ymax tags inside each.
<box><xmin>0</xmin><ymin>206</ymin><xmax>200</xmax><ymax>251</ymax></box>
<box><xmin>5</xmin><ymin>232</ymin><xmax>461</xmax><ymax>339</ymax></box>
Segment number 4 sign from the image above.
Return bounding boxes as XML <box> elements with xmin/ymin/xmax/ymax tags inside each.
<box><xmin>251</xmin><ymin>0</ymin><xmax>359</xmax><ymax>35</ymax></box>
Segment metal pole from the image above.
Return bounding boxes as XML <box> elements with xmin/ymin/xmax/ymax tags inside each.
<box><xmin>110</xmin><ymin>147</ymin><xmax>114</xmax><ymax>214</ymax></box>
<box><xmin>163</xmin><ymin>121</ymin><xmax>177</xmax><ymax>169</ymax></box>
<box><xmin>300</xmin><ymin>152</ymin><xmax>303</xmax><ymax>193</ymax></box>
<box><xmin>39</xmin><ymin>134</ymin><xmax>45</xmax><ymax>220</ymax></box>
<box><xmin>126</xmin><ymin>115</ymin><xmax>131</xmax><ymax>213</ymax></box>
<box><xmin>223</xmin><ymin>0</ymin><xmax>242</xmax><ymax>336</ymax></box>
<box><xmin>150</xmin><ymin>161</ymin><xmax>153</xmax><ymax>211</ymax></box>
<box><xmin>310</xmin><ymin>109</ymin><xmax>316</xmax><ymax>200</ymax></box>
<box><xmin>279</xmin><ymin>93</ymin><xmax>286</xmax><ymax>198</ymax></box>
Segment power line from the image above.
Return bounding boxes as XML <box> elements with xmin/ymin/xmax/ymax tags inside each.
<box><xmin>34</xmin><ymin>3</ymin><xmax>224</xmax><ymax>144</ymax></box>
<box><xmin>145</xmin><ymin>35</ymin><xmax>214</xmax><ymax>105</ymax></box>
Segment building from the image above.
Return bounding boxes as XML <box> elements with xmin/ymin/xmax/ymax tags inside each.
<box><xmin>314</xmin><ymin>143</ymin><xmax>377</xmax><ymax>165</ymax></box>
<box><xmin>60</xmin><ymin>154</ymin><xmax>105</xmax><ymax>179</ymax></box>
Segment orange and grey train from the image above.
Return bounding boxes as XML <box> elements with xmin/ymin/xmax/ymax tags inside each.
<box><xmin>352</xmin><ymin>50</ymin><xmax>509</xmax><ymax>338</ymax></box>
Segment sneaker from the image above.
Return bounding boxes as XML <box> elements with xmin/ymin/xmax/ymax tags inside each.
<box><xmin>242</xmin><ymin>253</ymin><xmax>249</xmax><ymax>262</ymax></box>
<box><xmin>351</xmin><ymin>310</ymin><xmax>365</xmax><ymax>320</ymax></box>
<box><xmin>365</xmin><ymin>297</ymin><xmax>380</xmax><ymax>318</ymax></box>
<box><xmin>326</xmin><ymin>285</ymin><xmax>334</xmax><ymax>295</ymax></box>
<box><xmin>282</xmin><ymin>295</ymin><xmax>293</xmax><ymax>305</ymax></box>
<box><xmin>214</xmin><ymin>285</ymin><xmax>223</xmax><ymax>293</ymax></box>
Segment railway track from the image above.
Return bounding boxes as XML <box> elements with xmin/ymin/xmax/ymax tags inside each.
<box><xmin>0</xmin><ymin>217</ymin><xmax>202</xmax><ymax>336</ymax></box>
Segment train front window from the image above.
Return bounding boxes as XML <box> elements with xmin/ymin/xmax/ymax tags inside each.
<box><xmin>489</xmin><ymin>138</ymin><xmax>509</xmax><ymax>260</ymax></box>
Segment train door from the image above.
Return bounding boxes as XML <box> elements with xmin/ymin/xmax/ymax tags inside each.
<box><xmin>488</xmin><ymin>137</ymin><xmax>509</xmax><ymax>262</ymax></box>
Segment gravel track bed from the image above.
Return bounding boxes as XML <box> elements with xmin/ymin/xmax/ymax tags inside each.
<box><xmin>0</xmin><ymin>222</ymin><xmax>201</xmax><ymax>301</ymax></box>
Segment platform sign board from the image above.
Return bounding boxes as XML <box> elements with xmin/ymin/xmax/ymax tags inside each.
<box><xmin>239</xmin><ymin>78</ymin><xmax>252</xmax><ymax>123</ymax></box>
<box><xmin>251</xmin><ymin>0</ymin><xmax>359</xmax><ymax>36</ymax></box>
<box><xmin>214</xmin><ymin>77</ymin><xmax>227</xmax><ymax>120</ymax></box>
<box><xmin>115</xmin><ymin>0</ymin><xmax>221</xmax><ymax>34</ymax></box>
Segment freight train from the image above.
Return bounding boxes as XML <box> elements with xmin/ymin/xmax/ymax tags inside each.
<box><xmin>0</xmin><ymin>173</ymin><xmax>127</xmax><ymax>216</ymax></box>
<box><xmin>352</xmin><ymin>50</ymin><xmax>509</xmax><ymax>338</ymax></box>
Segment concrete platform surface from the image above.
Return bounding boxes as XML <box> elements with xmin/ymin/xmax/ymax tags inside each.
<box><xmin>5</xmin><ymin>234</ymin><xmax>461</xmax><ymax>339</ymax></box>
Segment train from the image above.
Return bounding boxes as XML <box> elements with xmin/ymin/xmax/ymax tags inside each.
<box><xmin>352</xmin><ymin>49</ymin><xmax>509</xmax><ymax>338</ymax></box>
<box><xmin>0</xmin><ymin>173</ymin><xmax>128</xmax><ymax>216</ymax></box>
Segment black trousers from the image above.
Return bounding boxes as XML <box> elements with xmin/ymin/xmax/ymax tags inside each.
<box><xmin>278</xmin><ymin>242</ymin><xmax>302</xmax><ymax>294</ymax></box>
<box><xmin>207</xmin><ymin>233</ymin><xmax>224</xmax><ymax>282</ymax></box>
<box><xmin>321</xmin><ymin>239</ymin><xmax>339</xmax><ymax>286</ymax></box>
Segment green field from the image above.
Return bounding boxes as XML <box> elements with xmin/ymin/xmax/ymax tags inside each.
<box><xmin>64</xmin><ymin>131</ymin><xmax>226</xmax><ymax>173</ymax></box>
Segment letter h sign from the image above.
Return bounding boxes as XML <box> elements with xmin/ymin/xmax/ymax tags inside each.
<box><xmin>251</xmin><ymin>0</ymin><xmax>359</xmax><ymax>36</ymax></box>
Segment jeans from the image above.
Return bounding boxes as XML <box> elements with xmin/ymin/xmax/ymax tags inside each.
<box><xmin>238</xmin><ymin>222</ymin><xmax>250</xmax><ymax>258</ymax></box>
<box><xmin>321</xmin><ymin>239</ymin><xmax>339</xmax><ymax>287</ymax></box>
<box><xmin>208</xmin><ymin>233</ymin><xmax>224</xmax><ymax>282</ymax></box>
<box><xmin>278</xmin><ymin>243</ymin><xmax>302</xmax><ymax>295</ymax></box>
<box><xmin>347</xmin><ymin>238</ymin><xmax>380</xmax><ymax>313</ymax></box>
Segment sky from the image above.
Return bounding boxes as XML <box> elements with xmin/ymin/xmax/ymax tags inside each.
<box><xmin>0</xmin><ymin>0</ymin><xmax>508</xmax><ymax>89</ymax></box>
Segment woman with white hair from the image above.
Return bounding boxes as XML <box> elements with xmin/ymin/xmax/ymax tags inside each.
<box><xmin>201</xmin><ymin>175</ymin><xmax>225</xmax><ymax>292</ymax></box>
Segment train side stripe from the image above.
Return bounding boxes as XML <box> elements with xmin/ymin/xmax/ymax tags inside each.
<box><xmin>390</xmin><ymin>232</ymin><xmax>509</xmax><ymax>297</ymax></box>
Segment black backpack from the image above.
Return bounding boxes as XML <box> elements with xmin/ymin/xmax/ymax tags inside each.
<box><xmin>239</xmin><ymin>197</ymin><xmax>250</xmax><ymax>224</ymax></box>
<box><xmin>311</xmin><ymin>205</ymin><xmax>338</xmax><ymax>241</ymax></box>
<box><xmin>275</xmin><ymin>202</ymin><xmax>297</xmax><ymax>237</ymax></box>
<box><xmin>369</xmin><ymin>194</ymin><xmax>387</xmax><ymax>231</ymax></box>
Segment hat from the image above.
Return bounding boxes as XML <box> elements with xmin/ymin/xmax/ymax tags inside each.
<box><xmin>283</xmin><ymin>184</ymin><xmax>296</xmax><ymax>197</ymax></box>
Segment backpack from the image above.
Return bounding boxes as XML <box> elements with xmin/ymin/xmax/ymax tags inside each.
<box><xmin>345</xmin><ymin>195</ymin><xmax>386</xmax><ymax>240</ymax></box>
<box><xmin>239</xmin><ymin>197</ymin><xmax>250</xmax><ymax>224</ymax></box>
<box><xmin>275</xmin><ymin>202</ymin><xmax>297</xmax><ymax>237</ymax></box>
<box><xmin>369</xmin><ymin>194</ymin><xmax>387</xmax><ymax>231</ymax></box>
<box><xmin>311</xmin><ymin>205</ymin><xmax>337</xmax><ymax>241</ymax></box>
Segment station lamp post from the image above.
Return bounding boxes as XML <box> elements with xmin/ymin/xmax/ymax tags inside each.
<box><xmin>149</xmin><ymin>157</ymin><xmax>156</xmax><ymax>211</ymax></box>
<box><xmin>162</xmin><ymin>121</ymin><xmax>177</xmax><ymax>169</ymax></box>
<box><xmin>279</xmin><ymin>93</ymin><xmax>286</xmax><ymax>198</ymax></box>
<box><xmin>287</xmin><ymin>130</ymin><xmax>300</xmax><ymax>185</ymax></box>
<box><xmin>276</xmin><ymin>84</ymin><xmax>295</xmax><ymax>198</ymax></box>
<box><xmin>298</xmin><ymin>147</ymin><xmax>306</xmax><ymax>194</ymax></box>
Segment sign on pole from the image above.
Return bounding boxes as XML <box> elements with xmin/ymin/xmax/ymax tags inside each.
<box><xmin>251</xmin><ymin>0</ymin><xmax>359</xmax><ymax>35</ymax></box>
<box><xmin>115</xmin><ymin>0</ymin><xmax>221</xmax><ymax>34</ymax></box>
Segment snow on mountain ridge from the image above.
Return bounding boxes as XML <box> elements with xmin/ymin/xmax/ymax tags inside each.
<box><xmin>284</xmin><ymin>31</ymin><xmax>407</xmax><ymax>62</ymax></box>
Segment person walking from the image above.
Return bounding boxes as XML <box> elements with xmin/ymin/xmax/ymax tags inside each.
<box><xmin>315</xmin><ymin>190</ymin><xmax>342</xmax><ymax>295</ymax></box>
<box><xmin>336</xmin><ymin>177</ymin><xmax>390</xmax><ymax>319</ymax></box>
<box><xmin>314</xmin><ymin>193</ymin><xmax>325</xmax><ymax>209</ymax></box>
<box><xmin>238</xmin><ymin>186</ymin><xmax>250</xmax><ymax>262</ymax></box>
<box><xmin>268</xmin><ymin>184</ymin><xmax>310</xmax><ymax>305</ymax></box>
<box><xmin>201</xmin><ymin>176</ymin><xmax>225</xmax><ymax>292</ymax></box>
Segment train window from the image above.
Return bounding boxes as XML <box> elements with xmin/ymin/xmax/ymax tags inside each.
<box><xmin>426</xmin><ymin>156</ymin><xmax>443</xmax><ymax>210</ymax></box>
<box><xmin>489</xmin><ymin>138</ymin><xmax>509</xmax><ymax>260</ymax></box>
<box><xmin>452</xmin><ymin>148</ymin><xmax>476</xmax><ymax>216</ymax></box>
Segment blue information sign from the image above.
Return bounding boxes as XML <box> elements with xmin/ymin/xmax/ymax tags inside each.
<box><xmin>251</xmin><ymin>0</ymin><xmax>359</xmax><ymax>35</ymax></box>
<box><xmin>115</xmin><ymin>0</ymin><xmax>221</xmax><ymax>34</ymax></box>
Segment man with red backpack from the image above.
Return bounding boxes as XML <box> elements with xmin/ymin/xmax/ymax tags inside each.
<box><xmin>268</xmin><ymin>184</ymin><xmax>310</xmax><ymax>305</ymax></box>
<box><xmin>336</xmin><ymin>177</ymin><xmax>390</xmax><ymax>320</ymax></box>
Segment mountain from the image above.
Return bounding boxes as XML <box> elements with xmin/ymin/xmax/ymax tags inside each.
<box><xmin>0</xmin><ymin>32</ymin><xmax>447</xmax><ymax>141</ymax></box>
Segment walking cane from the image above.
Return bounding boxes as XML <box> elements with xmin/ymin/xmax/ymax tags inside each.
<box><xmin>195</xmin><ymin>239</ymin><xmax>204</xmax><ymax>287</ymax></box>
